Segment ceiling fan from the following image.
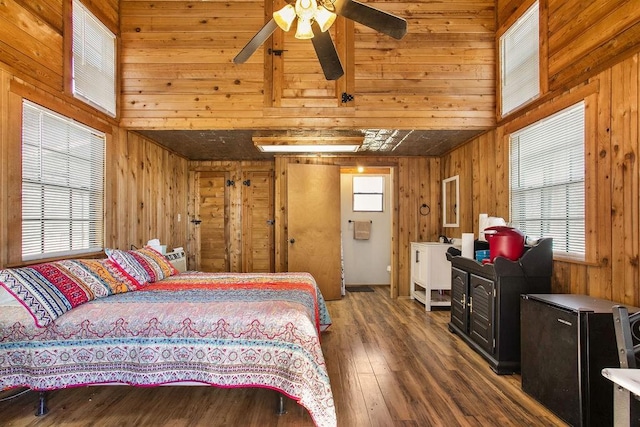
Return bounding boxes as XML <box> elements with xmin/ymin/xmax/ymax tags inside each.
<box><xmin>233</xmin><ymin>0</ymin><xmax>407</xmax><ymax>81</ymax></box>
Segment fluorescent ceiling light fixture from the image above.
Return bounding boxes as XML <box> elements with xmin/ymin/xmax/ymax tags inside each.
<box><xmin>253</xmin><ymin>133</ymin><xmax>363</xmax><ymax>153</ymax></box>
<box><xmin>257</xmin><ymin>144</ymin><xmax>360</xmax><ymax>153</ymax></box>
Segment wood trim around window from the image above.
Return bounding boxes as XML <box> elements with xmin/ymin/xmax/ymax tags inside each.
<box><xmin>502</xmin><ymin>80</ymin><xmax>601</xmax><ymax>265</ymax></box>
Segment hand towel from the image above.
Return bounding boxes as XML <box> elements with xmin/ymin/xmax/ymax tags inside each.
<box><xmin>354</xmin><ymin>221</ymin><xmax>371</xmax><ymax>240</ymax></box>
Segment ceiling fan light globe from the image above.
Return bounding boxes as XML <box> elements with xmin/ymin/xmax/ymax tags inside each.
<box><xmin>295</xmin><ymin>18</ymin><xmax>314</xmax><ymax>39</ymax></box>
<box><xmin>273</xmin><ymin>5</ymin><xmax>296</xmax><ymax>32</ymax></box>
<box><xmin>315</xmin><ymin>6</ymin><xmax>336</xmax><ymax>32</ymax></box>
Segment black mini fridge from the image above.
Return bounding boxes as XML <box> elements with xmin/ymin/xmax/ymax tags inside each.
<box><xmin>520</xmin><ymin>294</ymin><xmax>627</xmax><ymax>427</ymax></box>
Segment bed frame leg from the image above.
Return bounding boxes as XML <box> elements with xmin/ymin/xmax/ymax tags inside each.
<box><xmin>36</xmin><ymin>391</ymin><xmax>49</xmax><ymax>417</ymax></box>
<box><xmin>276</xmin><ymin>393</ymin><xmax>287</xmax><ymax>415</ymax></box>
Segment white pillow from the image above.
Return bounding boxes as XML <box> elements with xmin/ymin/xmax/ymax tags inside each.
<box><xmin>0</xmin><ymin>285</ymin><xmax>21</xmax><ymax>306</ymax></box>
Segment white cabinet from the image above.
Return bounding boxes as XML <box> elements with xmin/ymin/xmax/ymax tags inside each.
<box><xmin>410</xmin><ymin>242</ymin><xmax>454</xmax><ymax>311</ymax></box>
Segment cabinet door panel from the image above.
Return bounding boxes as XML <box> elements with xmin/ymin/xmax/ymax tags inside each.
<box><xmin>470</xmin><ymin>274</ymin><xmax>494</xmax><ymax>353</ymax></box>
<box><xmin>450</xmin><ymin>267</ymin><xmax>468</xmax><ymax>332</ymax></box>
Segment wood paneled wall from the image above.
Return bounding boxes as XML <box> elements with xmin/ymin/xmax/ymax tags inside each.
<box><xmin>0</xmin><ymin>0</ymin><xmax>188</xmax><ymax>268</ymax></box>
<box><xmin>439</xmin><ymin>0</ymin><xmax>640</xmax><ymax>305</ymax></box>
<box><xmin>497</xmin><ymin>0</ymin><xmax>640</xmax><ymax>96</ymax></box>
<box><xmin>0</xmin><ymin>65</ymin><xmax>190</xmax><ymax>267</ymax></box>
<box><xmin>106</xmin><ymin>130</ymin><xmax>189</xmax><ymax>252</ymax></box>
<box><xmin>443</xmin><ymin>53</ymin><xmax>640</xmax><ymax>306</ymax></box>
<box><xmin>118</xmin><ymin>0</ymin><xmax>496</xmax><ymax>131</ymax></box>
<box><xmin>0</xmin><ymin>0</ymin><xmax>118</xmax><ymax>96</ymax></box>
<box><xmin>545</xmin><ymin>0</ymin><xmax>640</xmax><ymax>90</ymax></box>
<box><xmin>3</xmin><ymin>0</ymin><xmax>639</xmax><ymax>305</ymax></box>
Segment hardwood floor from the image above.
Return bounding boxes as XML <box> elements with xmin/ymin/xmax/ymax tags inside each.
<box><xmin>1</xmin><ymin>286</ymin><xmax>566</xmax><ymax>426</ymax></box>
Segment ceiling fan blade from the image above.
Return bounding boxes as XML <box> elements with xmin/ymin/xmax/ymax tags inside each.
<box><xmin>311</xmin><ymin>24</ymin><xmax>344</xmax><ymax>80</ymax></box>
<box><xmin>233</xmin><ymin>19</ymin><xmax>279</xmax><ymax>64</ymax></box>
<box><xmin>333</xmin><ymin>0</ymin><xmax>407</xmax><ymax>40</ymax></box>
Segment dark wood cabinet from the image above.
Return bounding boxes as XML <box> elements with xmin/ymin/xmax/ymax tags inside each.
<box><xmin>521</xmin><ymin>294</ymin><xmax>640</xmax><ymax>426</ymax></box>
<box><xmin>447</xmin><ymin>238</ymin><xmax>553</xmax><ymax>374</ymax></box>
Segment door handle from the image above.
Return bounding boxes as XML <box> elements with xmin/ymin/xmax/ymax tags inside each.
<box><xmin>289</xmin><ymin>238</ymin><xmax>295</xmax><ymax>244</ymax></box>
<box><xmin>191</xmin><ymin>219</ymin><xmax>202</xmax><ymax>225</ymax></box>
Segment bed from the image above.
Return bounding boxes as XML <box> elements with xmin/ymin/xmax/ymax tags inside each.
<box><xmin>0</xmin><ymin>248</ymin><xmax>336</xmax><ymax>427</ymax></box>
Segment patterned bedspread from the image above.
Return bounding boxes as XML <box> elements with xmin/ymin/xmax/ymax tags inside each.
<box><xmin>0</xmin><ymin>272</ymin><xmax>335</xmax><ymax>427</ymax></box>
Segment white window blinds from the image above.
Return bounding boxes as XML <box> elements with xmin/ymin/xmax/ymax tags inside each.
<box><xmin>22</xmin><ymin>101</ymin><xmax>105</xmax><ymax>261</ymax></box>
<box><xmin>500</xmin><ymin>2</ymin><xmax>539</xmax><ymax>115</ymax></box>
<box><xmin>72</xmin><ymin>0</ymin><xmax>116</xmax><ymax>117</ymax></box>
<box><xmin>510</xmin><ymin>102</ymin><xmax>585</xmax><ymax>258</ymax></box>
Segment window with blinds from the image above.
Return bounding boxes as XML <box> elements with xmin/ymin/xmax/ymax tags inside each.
<box><xmin>500</xmin><ymin>1</ymin><xmax>539</xmax><ymax>116</ymax></box>
<box><xmin>510</xmin><ymin>102</ymin><xmax>585</xmax><ymax>258</ymax></box>
<box><xmin>72</xmin><ymin>0</ymin><xmax>116</xmax><ymax>117</ymax></box>
<box><xmin>22</xmin><ymin>100</ymin><xmax>105</xmax><ymax>261</ymax></box>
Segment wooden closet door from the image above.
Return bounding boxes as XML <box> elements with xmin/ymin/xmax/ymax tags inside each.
<box><xmin>241</xmin><ymin>170</ymin><xmax>274</xmax><ymax>272</ymax></box>
<box><xmin>195</xmin><ymin>171</ymin><xmax>230</xmax><ymax>272</ymax></box>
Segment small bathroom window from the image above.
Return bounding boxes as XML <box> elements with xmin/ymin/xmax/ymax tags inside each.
<box><xmin>353</xmin><ymin>176</ymin><xmax>384</xmax><ymax>212</ymax></box>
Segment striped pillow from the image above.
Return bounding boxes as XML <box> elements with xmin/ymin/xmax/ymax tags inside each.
<box><xmin>57</xmin><ymin>259</ymin><xmax>141</xmax><ymax>294</ymax></box>
<box><xmin>106</xmin><ymin>247</ymin><xmax>177</xmax><ymax>283</ymax></box>
<box><xmin>0</xmin><ymin>260</ymin><xmax>129</xmax><ymax>328</ymax></box>
<box><xmin>105</xmin><ymin>248</ymin><xmax>150</xmax><ymax>285</ymax></box>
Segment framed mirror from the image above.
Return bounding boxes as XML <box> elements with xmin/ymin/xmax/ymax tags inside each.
<box><xmin>443</xmin><ymin>175</ymin><xmax>459</xmax><ymax>227</ymax></box>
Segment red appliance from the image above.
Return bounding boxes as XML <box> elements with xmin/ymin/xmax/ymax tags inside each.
<box><xmin>484</xmin><ymin>226</ymin><xmax>525</xmax><ymax>261</ymax></box>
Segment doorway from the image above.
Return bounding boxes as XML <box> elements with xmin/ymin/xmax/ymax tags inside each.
<box><xmin>275</xmin><ymin>160</ymin><xmax>399</xmax><ymax>299</ymax></box>
<box><xmin>340</xmin><ymin>167</ymin><xmax>393</xmax><ymax>294</ymax></box>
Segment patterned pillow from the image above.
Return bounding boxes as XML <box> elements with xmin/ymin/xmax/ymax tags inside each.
<box><xmin>105</xmin><ymin>248</ymin><xmax>151</xmax><ymax>285</ymax></box>
<box><xmin>0</xmin><ymin>262</ymin><xmax>97</xmax><ymax>327</ymax></box>
<box><xmin>129</xmin><ymin>247</ymin><xmax>178</xmax><ymax>282</ymax></box>
<box><xmin>100</xmin><ymin>259</ymin><xmax>143</xmax><ymax>292</ymax></box>
<box><xmin>106</xmin><ymin>247</ymin><xmax>177</xmax><ymax>283</ymax></box>
<box><xmin>56</xmin><ymin>259</ymin><xmax>141</xmax><ymax>294</ymax></box>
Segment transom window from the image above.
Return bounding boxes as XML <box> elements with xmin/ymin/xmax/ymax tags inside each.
<box><xmin>22</xmin><ymin>100</ymin><xmax>105</xmax><ymax>261</ymax></box>
<box><xmin>72</xmin><ymin>0</ymin><xmax>116</xmax><ymax>117</ymax></box>
<box><xmin>353</xmin><ymin>176</ymin><xmax>384</xmax><ymax>212</ymax></box>
<box><xmin>510</xmin><ymin>102</ymin><xmax>585</xmax><ymax>258</ymax></box>
<box><xmin>500</xmin><ymin>1</ymin><xmax>539</xmax><ymax>116</ymax></box>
